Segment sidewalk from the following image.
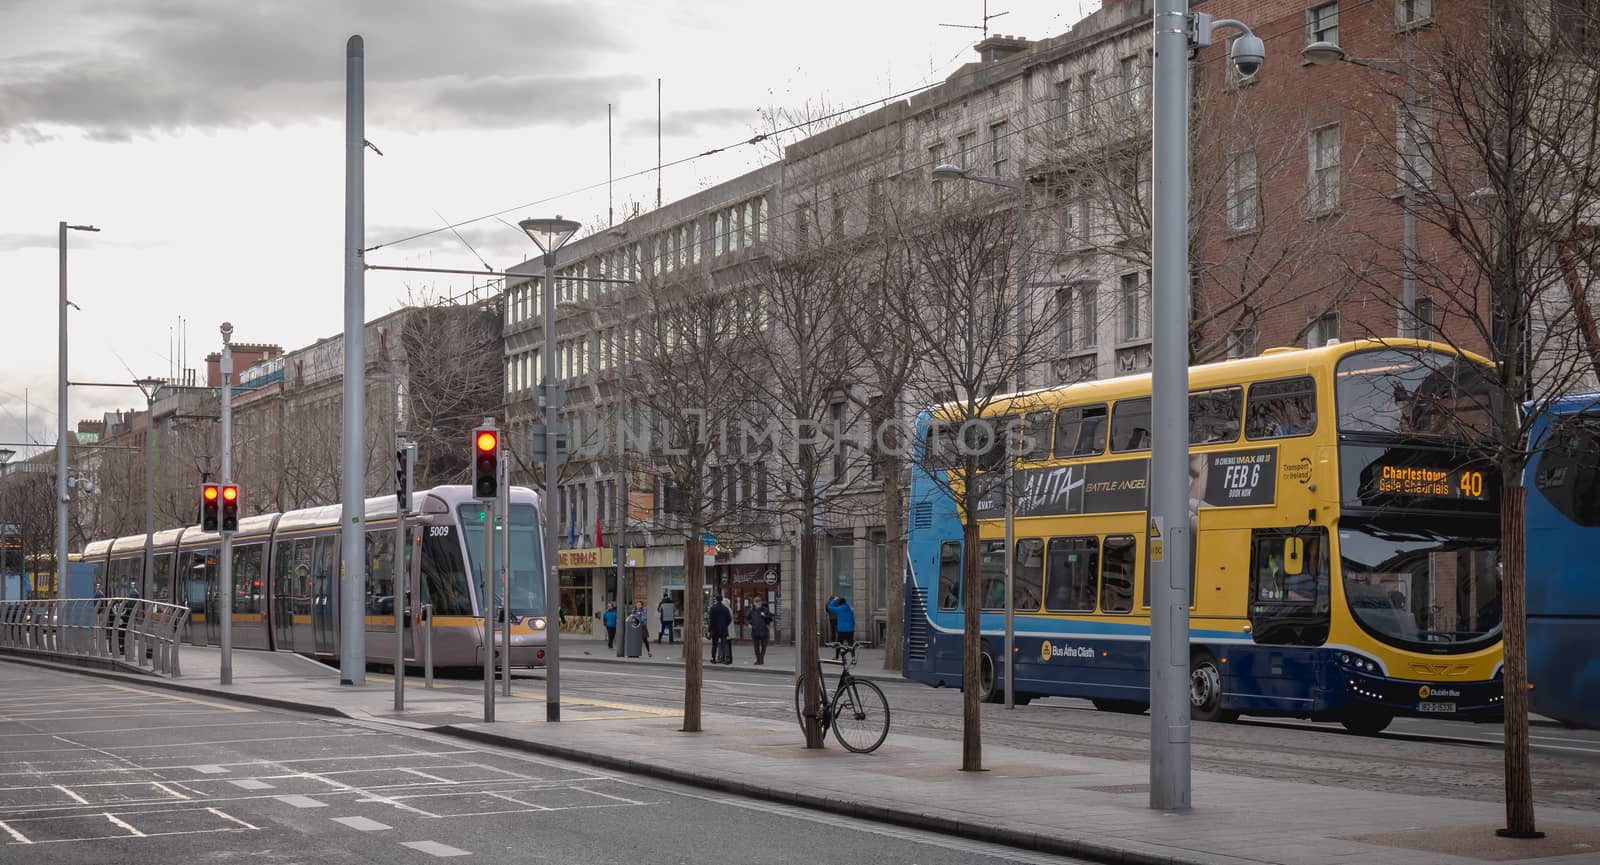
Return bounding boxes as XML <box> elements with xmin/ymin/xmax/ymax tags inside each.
<box><xmin>4</xmin><ymin>647</ymin><xmax>1597</xmax><ymax>865</ymax></box>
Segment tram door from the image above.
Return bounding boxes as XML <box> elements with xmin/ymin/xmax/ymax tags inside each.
<box><xmin>312</xmin><ymin>535</ymin><xmax>336</xmax><ymax>656</ymax></box>
<box><xmin>183</xmin><ymin>549</ymin><xmax>217</xmax><ymax>646</ymax></box>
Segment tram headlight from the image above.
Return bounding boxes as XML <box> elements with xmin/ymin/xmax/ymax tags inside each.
<box><xmin>533</xmin><ymin>617</ymin><xmax>547</xmax><ymax>630</ymax></box>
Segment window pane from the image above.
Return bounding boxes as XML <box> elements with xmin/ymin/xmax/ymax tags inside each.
<box><xmin>938</xmin><ymin>541</ymin><xmax>961</xmax><ymax>610</ymax></box>
<box><xmin>1245</xmin><ymin>376</ymin><xmax>1319</xmax><ymax>439</ymax></box>
<box><xmin>1334</xmin><ymin>349</ymin><xmax>1495</xmax><ymax>439</ymax></box>
<box><xmin>1110</xmin><ymin>398</ymin><xmax>1152</xmax><ymax>452</ymax></box>
<box><xmin>1014</xmin><ymin>538</ymin><xmax>1044</xmax><ymax>612</ymax></box>
<box><xmin>980</xmin><ymin>539</ymin><xmax>1007</xmax><ymax>610</ymax></box>
<box><xmin>1054</xmin><ymin>404</ymin><xmax>1108</xmax><ymax>457</ymax></box>
<box><xmin>1020</xmin><ymin>410</ymin><xmax>1053</xmax><ymax>461</ymax></box>
<box><xmin>1100</xmin><ymin>535</ymin><xmax>1136</xmax><ymax>613</ymax></box>
<box><xmin>1189</xmin><ymin>386</ymin><xmax>1243</xmax><ymax>444</ymax></box>
<box><xmin>1045</xmin><ymin>537</ymin><xmax>1099</xmax><ymax>612</ymax></box>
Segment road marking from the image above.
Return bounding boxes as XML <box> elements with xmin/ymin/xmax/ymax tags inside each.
<box><xmin>151</xmin><ymin>783</ymin><xmax>190</xmax><ymax>800</ymax></box>
<box><xmin>209</xmin><ymin>808</ymin><xmax>259</xmax><ymax>830</ymax></box>
<box><xmin>0</xmin><ymin>820</ymin><xmax>30</xmax><ymax>844</ymax></box>
<box><xmin>275</xmin><ymin>795</ymin><xmax>327</xmax><ymax>809</ymax></box>
<box><xmin>191</xmin><ymin>765</ymin><xmax>228</xmax><ymax>774</ymax></box>
<box><xmin>401</xmin><ymin>768</ymin><xmax>455</xmax><ymax>784</ymax></box>
<box><xmin>103</xmin><ymin>812</ymin><xmax>145</xmax><ymax>837</ymax></box>
<box><xmin>53</xmin><ymin>785</ymin><xmax>88</xmax><ymax>804</ymax></box>
<box><xmin>331</xmin><ymin>816</ymin><xmax>391</xmax><ymax>832</ymax></box>
<box><xmin>229</xmin><ymin>779</ymin><xmax>274</xmax><ymax>790</ymax></box>
<box><xmin>569</xmin><ymin>785</ymin><xmax>647</xmax><ymax>805</ymax></box>
<box><xmin>401</xmin><ymin>840</ymin><xmax>471</xmax><ymax>857</ymax></box>
<box><xmin>104</xmin><ymin>684</ymin><xmax>255</xmax><ymax>713</ymax></box>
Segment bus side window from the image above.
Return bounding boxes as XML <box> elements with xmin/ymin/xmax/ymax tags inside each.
<box><xmin>1189</xmin><ymin>386</ymin><xmax>1243</xmax><ymax>444</ymax></box>
<box><xmin>1100</xmin><ymin>536</ymin><xmax>1136</xmax><ymax>613</ymax></box>
<box><xmin>1110</xmin><ymin>398</ymin><xmax>1152</xmax><ymax>453</ymax></box>
<box><xmin>1054</xmin><ymin>404</ymin><xmax>1108</xmax><ymax>457</ymax></box>
<box><xmin>1014</xmin><ymin>538</ymin><xmax>1044</xmax><ymax>612</ymax></box>
<box><xmin>937</xmin><ymin>541</ymin><xmax>961</xmax><ymax>611</ymax></box>
<box><xmin>980</xmin><ymin>540</ymin><xmax>1008</xmax><ymax>609</ymax></box>
<box><xmin>1245</xmin><ymin>376</ymin><xmax>1318</xmax><ymax>440</ymax></box>
<box><xmin>1020</xmin><ymin>411</ymin><xmax>1053</xmax><ymax>461</ymax></box>
<box><xmin>1045</xmin><ymin>537</ymin><xmax>1099</xmax><ymax>612</ymax></box>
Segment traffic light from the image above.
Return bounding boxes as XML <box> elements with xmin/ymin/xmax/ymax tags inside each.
<box><xmin>221</xmin><ymin>484</ymin><xmax>240</xmax><ymax>532</ymax></box>
<box><xmin>201</xmin><ymin>484</ymin><xmax>220</xmax><ymax>532</ymax></box>
<box><xmin>395</xmin><ymin>440</ymin><xmax>416</xmax><ymax>511</ymax></box>
<box><xmin>473</xmin><ymin>426</ymin><xmax>499</xmax><ymax>500</ymax></box>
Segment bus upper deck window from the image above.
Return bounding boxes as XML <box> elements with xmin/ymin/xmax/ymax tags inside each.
<box><xmin>1246</xmin><ymin>376</ymin><xmax>1318</xmax><ymax>440</ymax></box>
<box><xmin>1055</xmin><ymin>404</ymin><xmax>1107</xmax><ymax>457</ymax></box>
<box><xmin>1110</xmin><ymin>398</ymin><xmax>1151</xmax><ymax>453</ymax></box>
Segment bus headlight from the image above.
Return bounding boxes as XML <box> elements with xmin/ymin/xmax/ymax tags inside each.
<box><xmin>533</xmin><ymin>617</ymin><xmax>547</xmax><ymax>630</ymax></box>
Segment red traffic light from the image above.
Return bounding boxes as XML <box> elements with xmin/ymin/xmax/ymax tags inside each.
<box><xmin>222</xmin><ymin>485</ymin><xmax>238</xmax><ymax>502</ymax></box>
<box><xmin>476</xmin><ymin>431</ymin><xmax>498</xmax><ymax>452</ymax></box>
<box><xmin>203</xmin><ymin>484</ymin><xmax>219</xmax><ymax>501</ymax></box>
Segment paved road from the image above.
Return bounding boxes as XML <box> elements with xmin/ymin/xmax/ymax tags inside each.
<box><xmin>0</xmin><ymin>664</ymin><xmax>1094</xmax><ymax>865</ymax></box>
<box><xmin>538</xmin><ymin>657</ymin><xmax>1600</xmax><ymax>811</ymax></box>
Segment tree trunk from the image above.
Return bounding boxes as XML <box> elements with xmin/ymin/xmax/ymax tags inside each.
<box><xmin>1498</xmin><ymin>481</ymin><xmax>1539</xmax><ymax>837</ymax></box>
<box><xmin>799</xmin><ymin>526</ymin><xmax>825</xmax><ymax>748</ymax></box>
<box><xmin>960</xmin><ymin>494</ymin><xmax>983</xmax><ymax>772</ymax></box>
<box><xmin>681</xmin><ymin>534</ymin><xmax>705</xmax><ymax>733</ymax></box>
<box><xmin>881</xmin><ymin>463</ymin><xmax>906</xmax><ymax>673</ymax></box>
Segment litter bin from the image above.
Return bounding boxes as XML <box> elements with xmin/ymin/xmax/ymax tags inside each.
<box><xmin>623</xmin><ymin>614</ymin><xmax>644</xmax><ymax>658</ymax></box>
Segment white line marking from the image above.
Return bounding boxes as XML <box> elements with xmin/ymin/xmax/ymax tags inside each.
<box><xmin>275</xmin><ymin>795</ymin><xmax>326</xmax><ymax>809</ymax></box>
<box><xmin>0</xmin><ymin>820</ymin><xmax>30</xmax><ymax>844</ymax></box>
<box><xmin>228</xmin><ymin>779</ymin><xmax>274</xmax><ymax>791</ymax></box>
<box><xmin>103</xmin><ymin>813</ymin><xmax>145</xmax><ymax>837</ymax></box>
<box><xmin>330</xmin><ymin>816</ymin><xmax>391</xmax><ymax>832</ymax></box>
<box><xmin>208</xmin><ymin>808</ymin><xmax>259</xmax><ymax>831</ymax></box>
<box><xmin>401</xmin><ymin>840</ymin><xmax>471</xmax><ymax>857</ymax></box>
<box><xmin>400</xmin><ymin>768</ymin><xmax>456</xmax><ymax>784</ymax></box>
<box><xmin>150</xmin><ymin>783</ymin><xmax>189</xmax><ymax>801</ymax></box>
<box><xmin>53</xmin><ymin>785</ymin><xmax>88</xmax><ymax>805</ymax></box>
<box><xmin>569</xmin><ymin>785</ymin><xmax>647</xmax><ymax>805</ymax></box>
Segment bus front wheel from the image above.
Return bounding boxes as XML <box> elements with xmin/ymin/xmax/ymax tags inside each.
<box><xmin>1190</xmin><ymin>651</ymin><xmax>1238</xmax><ymax>722</ymax></box>
<box><xmin>1341</xmin><ymin>710</ymin><xmax>1394</xmax><ymax>735</ymax></box>
<box><xmin>977</xmin><ymin>645</ymin><xmax>1002</xmax><ymax>704</ymax></box>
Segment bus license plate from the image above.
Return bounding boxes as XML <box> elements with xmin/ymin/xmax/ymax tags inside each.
<box><xmin>1417</xmin><ymin>701</ymin><xmax>1457</xmax><ymax>713</ymax></box>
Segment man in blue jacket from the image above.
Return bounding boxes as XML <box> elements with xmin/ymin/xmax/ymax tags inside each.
<box><xmin>826</xmin><ymin>595</ymin><xmax>855</xmax><ymax>645</ymax></box>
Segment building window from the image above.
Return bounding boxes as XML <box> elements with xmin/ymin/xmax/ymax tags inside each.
<box><xmin>1413</xmin><ymin>296</ymin><xmax>1436</xmax><ymax>340</ymax></box>
<box><xmin>1227</xmin><ymin>151</ymin><xmax>1258</xmax><ymax>232</ymax></box>
<box><xmin>1308</xmin><ymin>123</ymin><xmax>1341</xmax><ymax>214</ymax></box>
<box><xmin>1227</xmin><ymin>327</ymin><xmax>1258</xmax><ymax>359</ymax></box>
<box><xmin>1119</xmin><ymin>56</ymin><xmax>1140</xmax><ymax>113</ymax></box>
<box><xmin>743</xmin><ymin>202</ymin><xmax>755</xmax><ymax>248</ymax></box>
<box><xmin>1076</xmin><ymin>72</ymin><xmax>1095</xmax><ymax>125</ymax></box>
<box><xmin>1552</xmin><ymin>0</ymin><xmax>1599</xmax><ymax>51</ymax></box>
<box><xmin>757</xmin><ymin>196</ymin><xmax>769</xmax><ymax>242</ymax></box>
<box><xmin>956</xmin><ymin>132</ymin><xmax>975</xmax><ymax>170</ymax></box>
<box><xmin>830</xmin><ymin>193</ymin><xmax>846</xmax><ymax>241</ymax></box>
<box><xmin>989</xmin><ymin>120</ymin><xmax>1010</xmax><ymax>177</ymax></box>
<box><xmin>929</xmin><ymin>144</ymin><xmax>947</xmax><ymax>209</ymax></box>
<box><xmin>1057</xmin><ymin>283</ymin><xmax>1097</xmax><ymax>353</ymax></box>
<box><xmin>1306</xmin><ymin>311</ymin><xmax>1340</xmax><ymax>347</ymax></box>
<box><xmin>1119</xmin><ymin>271</ymin><xmax>1150</xmax><ymax>342</ymax></box>
<box><xmin>1057</xmin><ymin>77</ymin><xmax>1073</xmax><ymax>133</ymax></box>
<box><xmin>1397</xmin><ymin>102</ymin><xmax>1434</xmax><ymax>192</ymax></box>
<box><xmin>1396</xmin><ymin>0</ymin><xmax>1432</xmax><ymax>26</ymax></box>
<box><xmin>867</xmin><ymin>179</ymin><xmax>884</xmax><ymax>230</ymax></box>
<box><xmin>1306</xmin><ymin>2</ymin><xmax>1339</xmax><ymax>45</ymax></box>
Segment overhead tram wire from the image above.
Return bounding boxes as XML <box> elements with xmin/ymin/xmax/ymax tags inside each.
<box><xmin>370</xmin><ymin>3</ymin><xmax>1380</xmax><ymax>261</ymax></box>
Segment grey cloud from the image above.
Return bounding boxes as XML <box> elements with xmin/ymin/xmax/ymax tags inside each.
<box><xmin>0</xmin><ymin>0</ymin><xmax>641</xmax><ymax>140</ymax></box>
<box><xmin>0</xmin><ymin>232</ymin><xmax>57</xmax><ymax>250</ymax></box>
<box><xmin>625</xmin><ymin>106</ymin><xmax>758</xmax><ymax>139</ymax></box>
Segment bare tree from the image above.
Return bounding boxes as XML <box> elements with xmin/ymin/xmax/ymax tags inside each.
<box><xmin>400</xmin><ymin>303</ymin><xmax>504</xmax><ymax>488</ymax></box>
<box><xmin>889</xmin><ymin>202</ymin><xmax>1065</xmax><ymax>771</ymax></box>
<box><xmin>1339</xmin><ymin>3</ymin><xmax>1600</xmax><ymax>837</ymax></box>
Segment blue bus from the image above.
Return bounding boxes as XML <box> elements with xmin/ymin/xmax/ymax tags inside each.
<box><xmin>1525</xmin><ymin>393</ymin><xmax>1600</xmax><ymax>729</ymax></box>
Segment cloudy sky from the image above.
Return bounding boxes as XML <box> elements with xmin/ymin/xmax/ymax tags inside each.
<box><xmin>0</xmin><ymin>0</ymin><xmax>1086</xmax><ymax>458</ymax></box>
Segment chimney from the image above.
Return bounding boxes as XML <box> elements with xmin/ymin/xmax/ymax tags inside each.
<box><xmin>975</xmin><ymin>34</ymin><xmax>1031</xmax><ymax>64</ymax></box>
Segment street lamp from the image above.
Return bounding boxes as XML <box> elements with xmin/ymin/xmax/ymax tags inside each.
<box><xmin>518</xmin><ymin>215</ymin><xmax>581</xmax><ymax>724</ymax></box>
<box><xmin>57</xmin><ymin>221</ymin><xmax>99</xmax><ymax>598</ymax></box>
<box><xmin>930</xmin><ymin>163</ymin><xmax>1029</xmax><ymax>711</ymax></box>
<box><xmin>0</xmin><ymin>448</ymin><xmax>12</xmax><ymax>593</ymax></box>
<box><xmin>134</xmin><ymin>377</ymin><xmax>165</xmax><ymax>593</ymax></box>
<box><xmin>1303</xmin><ymin>39</ymin><xmax>1422</xmax><ymax>339</ymax></box>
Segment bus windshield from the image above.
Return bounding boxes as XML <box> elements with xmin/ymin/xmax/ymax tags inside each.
<box><xmin>458</xmin><ymin>504</ymin><xmax>547</xmax><ymax>619</ymax></box>
<box><xmin>1335</xmin><ymin>349</ymin><xmax>1496</xmax><ymax>439</ymax></box>
<box><xmin>1339</xmin><ymin>521</ymin><xmax>1501</xmax><ymax>653</ymax></box>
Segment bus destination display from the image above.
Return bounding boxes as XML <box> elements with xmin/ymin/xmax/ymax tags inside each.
<box><xmin>1375</xmin><ymin>464</ymin><xmax>1487</xmax><ymax>500</ymax></box>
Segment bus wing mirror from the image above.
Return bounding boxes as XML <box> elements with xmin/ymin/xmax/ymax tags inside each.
<box><xmin>1283</xmin><ymin>537</ymin><xmax>1305</xmax><ymax>576</ymax></box>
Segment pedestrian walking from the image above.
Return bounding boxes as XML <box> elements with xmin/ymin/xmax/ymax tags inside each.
<box><xmin>827</xmin><ymin>595</ymin><xmax>856</xmax><ymax>645</ymax></box>
<box><xmin>602</xmin><ymin>602</ymin><xmax>618</xmax><ymax>649</ymax></box>
<box><xmin>630</xmin><ymin>600</ymin><xmax>653</xmax><ymax>657</ymax></box>
<box><xmin>657</xmin><ymin>592</ymin><xmax>677</xmax><ymax>644</ymax></box>
<box><xmin>708</xmin><ymin>595</ymin><xmax>733</xmax><ymax>664</ymax></box>
<box><xmin>747</xmin><ymin>598</ymin><xmax>773</xmax><ymax>665</ymax></box>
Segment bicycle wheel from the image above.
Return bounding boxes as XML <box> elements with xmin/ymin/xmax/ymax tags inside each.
<box><xmin>830</xmin><ymin>679</ymin><xmax>890</xmax><ymax>753</ymax></box>
<box><xmin>794</xmin><ymin>677</ymin><xmax>829</xmax><ymax>737</ymax></box>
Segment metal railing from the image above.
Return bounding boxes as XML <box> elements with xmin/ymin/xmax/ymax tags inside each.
<box><xmin>0</xmin><ymin>598</ymin><xmax>190</xmax><ymax>677</ymax></box>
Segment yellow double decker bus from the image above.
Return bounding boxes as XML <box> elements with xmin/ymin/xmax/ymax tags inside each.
<box><xmin>902</xmin><ymin>339</ymin><xmax>1504</xmax><ymax>733</ymax></box>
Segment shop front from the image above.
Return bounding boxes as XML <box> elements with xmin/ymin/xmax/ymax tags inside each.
<box><xmin>558</xmin><ymin>547</ymin><xmax>645</xmax><ymax>637</ymax></box>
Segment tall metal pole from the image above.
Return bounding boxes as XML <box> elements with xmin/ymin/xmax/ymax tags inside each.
<box><xmin>1004</xmin><ymin>181</ymin><xmax>1027</xmax><ymax>710</ymax></box>
<box><xmin>219</xmin><ymin>333</ymin><xmax>234</xmax><ymax>685</ymax></box>
<box><xmin>340</xmin><ymin>34</ymin><xmax>368</xmax><ymax>686</ymax></box>
<box><xmin>499</xmin><ymin>460</ymin><xmax>511</xmax><ymax>698</ymax></box>
<box><xmin>1150</xmin><ymin>0</ymin><xmax>1193</xmax><ymax>810</ymax></box>
<box><xmin>1003</xmin><ymin>468</ymin><xmax>1015</xmax><ymax>709</ymax></box>
<box><xmin>482</xmin><ymin>500</ymin><xmax>496</xmax><ymax>722</ymax></box>
<box><xmin>394</xmin><ymin>434</ymin><xmax>412</xmax><ymax>712</ymax></box>
<box><xmin>143</xmin><ymin>399</ymin><xmax>156</xmax><ymax>591</ymax></box>
<box><xmin>616</xmin><ymin>448</ymin><xmax>627</xmax><ymax>658</ymax></box>
<box><xmin>542</xmin><ymin>253</ymin><xmax>562</xmax><ymax>721</ymax></box>
<box><xmin>56</xmin><ymin>222</ymin><xmax>68</xmax><ymax>598</ymax></box>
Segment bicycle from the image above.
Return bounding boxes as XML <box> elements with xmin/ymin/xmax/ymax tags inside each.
<box><xmin>794</xmin><ymin>641</ymin><xmax>891</xmax><ymax>753</ymax></box>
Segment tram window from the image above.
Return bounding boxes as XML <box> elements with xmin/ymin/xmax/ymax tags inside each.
<box><xmin>937</xmin><ymin>541</ymin><xmax>962</xmax><ymax>610</ymax></box>
<box><xmin>980</xmin><ymin>540</ymin><xmax>1008</xmax><ymax>610</ymax></box>
<box><xmin>277</xmin><ymin>539</ymin><xmax>315</xmax><ymax>617</ymax></box>
<box><xmin>151</xmin><ymin>554</ymin><xmax>173</xmax><ymax>604</ymax></box>
<box><xmin>1189</xmin><ymin>386</ymin><xmax>1243</xmax><ymax>444</ymax></box>
<box><xmin>1020</xmin><ymin>411</ymin><xmax>1053</xmax><ymax>461</ymax></box>
<box><xmin>1045</xmin><ymin>536</ymin><xmax>1099</xmax><ymax>612</ymax></box>
<box><xmin>1100</xmin><ymin>536</ymin><xmax>1136</xmax><ymax>613</ymax></box>
<box><xmin>1110</xmin><ymin>398</ymin><xmax>1152</xmax><ymax>452</ymax></box>
<box><xmin>1246</xmin><ymin>376</ymin><xmax>1318</xmax><ymax>439</ymax></box>
<box><xmin>419</xmin><ymin>525</ymin><xmax>473</xmax><ymax>617</ymax></box>
<box><xmin>1014</xmin><ymin>538</ymin><xmax>1044</xmax><ymax>612</ymax></box>
<box><xmin>365</xmin><ymin>531</ymin><xmax>396</xmax><ymax>615</ymax></box>
<box><xmin>233</xmin><ymin>544</ymin><xmax>264</xmax><ymax>614</ymax></box>
<box><xmin>1054</xmin><ymin>404</ymin><xmax>1107</xmax><ymax>457</ymax></box>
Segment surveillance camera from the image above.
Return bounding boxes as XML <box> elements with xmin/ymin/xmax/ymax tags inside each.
<box><xmin>1230</xmin><ymin>33</ymin><xmax>1265</xmax><ymax>78</ymax></box>
<box><xmin>220</xmin><ymin>321</ymin><xmax>234</xmax><ymax>338</ymax></box>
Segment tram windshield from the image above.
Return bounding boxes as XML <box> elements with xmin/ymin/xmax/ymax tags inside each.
<box><xmin>1339</xmin><ymin>520</ymin><xmax>1501</xmax><ymax>654</ymax></box>
<box><xmin>458</xmin><ymin>504</ymin><xmax>547</xmax><ymax>619</ymax></box>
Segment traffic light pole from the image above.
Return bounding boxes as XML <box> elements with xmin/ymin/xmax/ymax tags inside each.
<box><xmin>482</xmin><ymin>499</ymin><xmax>496</xmax><ymax>723</ymax></box>
<box><xmin>394</xmin><ymin>435</ymin><xmax>414</xmax><ymax>712</ymax></box>
<box><xmin>219</xmin><ymin>331</ymin><xmax>233</xmax><ymax>686</ymax></box>
<box><xmin>499</xmin><ymin>458</ymin><xmax>511</xmax><ymax>698</ymax></box>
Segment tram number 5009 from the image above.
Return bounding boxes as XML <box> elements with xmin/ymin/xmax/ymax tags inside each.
<box><xmin>429</xmin><ymin>526</ymin><xmax>452</xmax><ymax>538</ymax></box>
